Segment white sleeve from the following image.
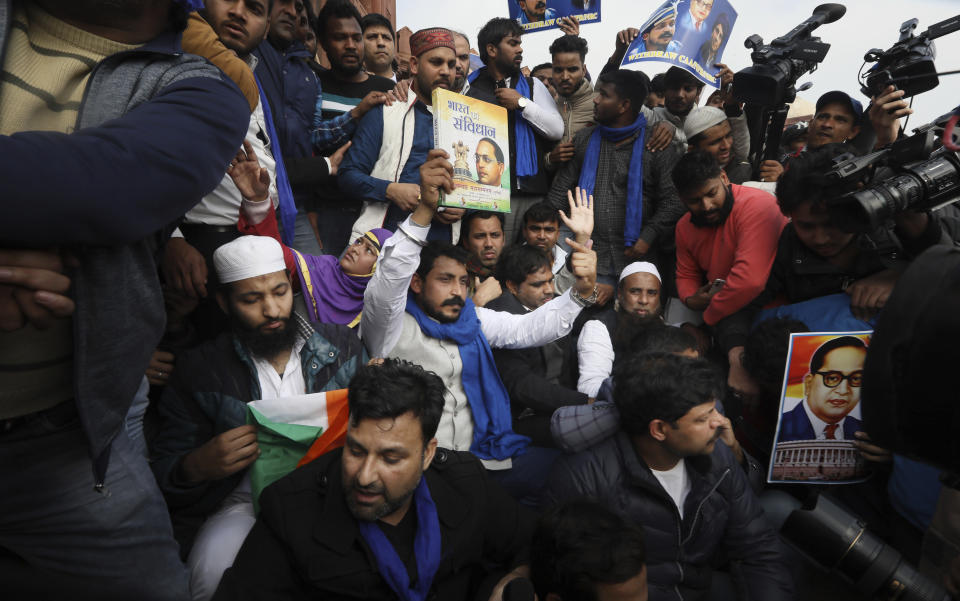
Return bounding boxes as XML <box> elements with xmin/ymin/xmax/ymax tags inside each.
<box><xmin>359</xmin><ymin>217</ymin><xmax>430</xmax><ymax>357</ymax></box>
<box><xmin>477</xmin><ymin>288</ymin><xmax>582</xmax><ymax>349</ymax></box>
<box><xmin>521</xmin><ymin>77</ymin><xmax>564</xmax><ymax>142</ymax></box>
<box><xmin>576</xmin><ymin>320</ymin><xmax>614</xmax><ymax>397</ymax></box>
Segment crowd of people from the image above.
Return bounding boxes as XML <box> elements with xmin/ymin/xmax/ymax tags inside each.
<box><xmin>2</xmin><ymin>1</ymin><xmax>959</xmax><ymax>600</ymax></box>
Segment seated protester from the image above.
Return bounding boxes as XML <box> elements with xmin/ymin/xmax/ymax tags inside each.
<box><xmin>151</xmin><ymin>236</ymin><xmax>365</xmax><ymax>600</ymax></box>
<box><xmin>544</xmin><ymin>353</ymin><xmax>793</xmax><ymax>601</ymax></box>
<box><xmin>718</xmin><ymin>144</ymin><xmax>951</xmax><ymax>394</ymax></box>
<box><xmin>548</xmin><ymin>69</ymin><xmax>685</xmax><ymax>302</ymax></box>
<box><xmin>577</xmin><ymin>262</ymin><xmax>664</xmax><ymax>397</ymax></box>
<box><xmin>339</xmin><ymin>28</ymin><xmax>464</xmax><ymax>243</ymax></box>
<box><xmin>214</xmin><ymin>360</ymin><xmax>534</xmax><ymax>601</ymax></box>
<box><xmin>488</xmin><ymin>215</ymin><xmax>592</xmax><ymax>447</ymax></box>
<box><xmin>673</xmin><ymin>150</ymin><xmax>787</xmax><ymax>351</ymax></box>
<box><xmin>531</xmin><ymin>500</ymin><xmax>649</xmax><ymax>601</ymax></box>
<box><xmin>229</xmin><ymin>141</ymin><xmax>392</xmax><ymax>327</ymax></box>
<box><xmin>519</xmin><ymin>201</ymin><xmax>580</xmax><ymax>294</ymax></box>
<box><xmin>361</xmin><ymin>150</ymin><xmax>600</xmax><ymax>506</ymax></box>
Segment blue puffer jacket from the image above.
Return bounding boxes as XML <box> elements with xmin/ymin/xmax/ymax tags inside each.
<box><xmin>544</xmin><ymin>431</ymin><xmax>794</xmax><ymax>601</ymax></box>
<box><xmin>151</xmin><ymin>314</ymin><xmax>366</xmax><ymax>554</ymax></box>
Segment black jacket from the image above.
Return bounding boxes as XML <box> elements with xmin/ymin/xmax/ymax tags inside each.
<box><xmin>214</xmin><ymin>448</ymin><xmax>535</xmax><ymax>601</ymax></box>
<box><xmin>544</xmin><ymin>432</ymin><xmax>793</xmax><ymax>601</ymax></box>
<box><xmin>487</xmin><ymin>292</ymin><xmax>588</xmax><ymax>446</ymax></box>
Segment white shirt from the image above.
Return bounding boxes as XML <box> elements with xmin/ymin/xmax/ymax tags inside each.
<box><xmin>577</xmin><ymin>319</ymin><xmax>614</xmax><ymax>397</ymax></box>
<box><xmin>651</xmin><ymin>460</ymin><xmax>692</xmax><ymax>519</ymax></box>
<box><xmin>251</xmin><ymin>332</ymin><xmax>307</xmax><ymax>401</ymax></box>
<box><xmin>801</xmin><ymin>399</ymin><xmax>849</xmax><ymax>441</ymax></box>
<box><xmin>504</xmin><ymin>75</ymin><xmax>564</xmax><ymax>142</ymax></box>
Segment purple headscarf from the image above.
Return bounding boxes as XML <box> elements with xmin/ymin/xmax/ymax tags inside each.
<box><xmin>293</xmin><ymin>229</ymin><xmax>392</xmax><ymax>327</ymax></box>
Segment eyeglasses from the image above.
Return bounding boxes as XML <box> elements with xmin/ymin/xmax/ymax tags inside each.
<box><xmin>814</xmin><ymin>370</ymin><xmax>863</xmax><ymax>388</ymax></box>
<box><xmin>475</xmin><ymin>154</ymin><xmax>495</xmax><ymax>165</ymax></box>
<box><xmin>693</xmin><ymin>0</ymin><xmax>714</xmax><ymax>7</ymax></box>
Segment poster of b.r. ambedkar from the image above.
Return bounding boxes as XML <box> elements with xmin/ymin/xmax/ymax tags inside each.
<box><xmin>768</xmin><ymin>332</ymin><xmax>872</xmax><ymax>484</ymax></box>
<box><xmin>621</xmin><ymin>0</ymin><xmax>737</xmax><ymax>89</ymax></box>
<box><xmin>507</xmin><ymin>0</ymin><xmax>602</xmax><ymax>33</ymax></box>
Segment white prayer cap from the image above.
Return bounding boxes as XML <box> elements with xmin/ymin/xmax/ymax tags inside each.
<box><xmin>683</xmin><ymin>106</ymin><xmax>728</xmax><ymax>141</ymax></box>
<box><xmin>619</xmin><ymin>261</ymin><xmax>661</xmax><ymax>284</ymax></box>
<box><xmin>213</xmin><ymin>236</ymin><xmax>286</xmax><ymax>284</ymax></box>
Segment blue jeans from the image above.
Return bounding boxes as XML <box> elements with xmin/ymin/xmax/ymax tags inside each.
<box><xmin>0</xmin><ymin>403</ymin><xmax>189</xmax><ymax>600</ymax></box>
<box><xmin>487</xmin><ymin>446</ymin><xmax>561</xmax><ymax>509</ymax></box>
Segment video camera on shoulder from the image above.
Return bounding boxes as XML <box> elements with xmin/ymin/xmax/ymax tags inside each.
<box><xmin>861</xmin><ymin>15</ymin><xmax>960</xmax><ymax>98</ymax></box>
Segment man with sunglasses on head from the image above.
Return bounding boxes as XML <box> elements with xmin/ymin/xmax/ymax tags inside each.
<box><xmin>779</xmin><ymin>336</ymin><xmax>865</xmax><ymax>442</ymax></box>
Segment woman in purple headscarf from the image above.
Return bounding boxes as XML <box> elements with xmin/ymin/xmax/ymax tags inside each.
<box><xmin>229</xmin><ymin>141</ymin><xmax>392</xmax><ymax>327</ymax></box>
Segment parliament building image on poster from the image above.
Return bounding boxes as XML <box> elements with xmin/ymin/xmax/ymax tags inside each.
<box><xmin>768</xmin><ymin>332</ymin><xmax>872</xmax><ymax>484</ymax></box>
<box><xmin>432</xmin><ymin>88</ymin><xmax>511</xmax><ymax>213</ymax></box>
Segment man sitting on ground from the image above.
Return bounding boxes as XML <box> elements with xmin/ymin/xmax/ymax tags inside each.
<box><xmin>215</xmin><ymin>360</ymin><xmax>534</xmax><ymax>600</ymax></box>
<box><xmin>519</xmin><ymin>201</ymin><xmax>579</xmax><ymax>295</ymax></box>
<box><xmin>545</xmin><ymin>353</ymin><xmax>793</xmax><ymax>601</ymax></box>
<box><xmin>151</xmin><ymin>236</ymin><xmax>365</xmax><ymax>599</ymax></box>
<box><xmin>362</xmin><ymin>149</ymin><xmax>599</xmax><ymax>506</ymax></box>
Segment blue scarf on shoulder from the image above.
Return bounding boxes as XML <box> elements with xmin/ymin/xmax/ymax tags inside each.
<box><xmin>577</xmin><ymin>113</ymin><xmax>647</xmax><ymax>246</ymax></box>
<box><xmin>357</xmin><ymin>478</ymin><xmax>441</xmax><ymax>601</ymax></box>
<box><xmin>255</xmin><ymin>75</ymin><xmax>297</xmax><ymax>247</ymax></box>
<box><xmin>467</xmin><ymin>68</ymin><xmax>537</xmax><ymax>178</ymax></box>
<box><xmin>406</xmin><ymin>293</ymin><xmax>530</xmax><ymax>461</ymax></box>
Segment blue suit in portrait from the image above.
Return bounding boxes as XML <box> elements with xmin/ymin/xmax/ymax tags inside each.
<box><xmin>778</xmin><ymin>401</ymin><xmax>862</xmax><ymax>443</ymax></box>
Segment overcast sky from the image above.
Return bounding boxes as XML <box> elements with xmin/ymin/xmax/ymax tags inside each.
<box><xmin>398</xmin><ymin>0</ymin><xmax>960</xmax><ymax>127</ymax></box>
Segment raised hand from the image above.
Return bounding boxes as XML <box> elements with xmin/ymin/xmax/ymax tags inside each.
<box><xmin>566</xmin><ymin>237</ymin><xmax>598</xmax><ymax>300</ymax></box>
<box><xmin>227</xmin><ymin>140</ymin><xmax>270</xmax><ymax>202</ymax></box>
<box><xmin>558</xmin><ymin>16</ymin><xmax>580</xmax><ymax>36</ymax></box>
<box><xmin>559</xmin><ymin>186</ymin><xmax>594</xmax><ymax>244</ymax></box>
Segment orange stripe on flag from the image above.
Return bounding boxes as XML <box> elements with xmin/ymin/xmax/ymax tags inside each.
<box><xmin>297</xmin><ymin>388</ymin><xmax>350</xmax><ymax>468</ymax></box>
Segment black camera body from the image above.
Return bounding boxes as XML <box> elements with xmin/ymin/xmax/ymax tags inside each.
<box><xmin>862</xmin><ymin>15</ymin><xmax>960</xmax><ymax>98</ymax></box>
<box><xmin>823</xmin><ymin>113</ymin><xmax>960</xmax><ymax>233</ymax></box>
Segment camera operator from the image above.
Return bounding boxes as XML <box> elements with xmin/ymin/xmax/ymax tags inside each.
<box><xmin>718</xmin><ymin>143</ymin><xmax>952</xmax><ymax>395</ymax></box>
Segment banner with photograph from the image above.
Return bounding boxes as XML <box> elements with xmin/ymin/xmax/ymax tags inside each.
<box><xmin>768</xmin><ymin>332</ymin><xmax>873</xmax><ymax>485</ymax></box>
<box><xmin>507</xmin><ymin>0</ymin><xmax>601</xmax><ymax>33</ymax></box>
<box><xmin>620</xmin><ymin>0</ymin><xmax>737</xmax><ymax>88</ymax></box>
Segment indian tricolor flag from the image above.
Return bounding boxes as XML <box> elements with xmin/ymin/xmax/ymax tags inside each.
<box><xmin>246</xmin><ymin>389</ymin><xmax>349</xmax><ymax>512</ymax></box>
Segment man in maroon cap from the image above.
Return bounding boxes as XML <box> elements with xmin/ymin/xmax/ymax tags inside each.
<box><xmin>339</xmin><ymin>27</ymin><xmax>466</xmax><ymax>243</ymax></box>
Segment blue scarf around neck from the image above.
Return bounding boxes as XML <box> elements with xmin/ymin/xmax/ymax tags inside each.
<box><xmin>357</xmin><ymin>478</ymin><xmax>441</xmax><ymax>601</ymax></box>
<box><xmin>467</xmin><ymin>68</ymin><xmax>537</xmax><ymax>178</ymax></box>
<box><xmin>577</xmin><ymin>113</ymin><xmax>647</xmax><ymax>246</ymax></box>
<box><xmin>405</xmin><ymin>293</ymin><xmax>530</xmax><ymax>461</ymax></box>
<box><xmin>255</xmin><ymin>75</ymin><xmax>297</xmax><ymax>247</ymax></box>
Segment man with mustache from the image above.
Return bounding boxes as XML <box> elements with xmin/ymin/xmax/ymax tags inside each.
<box><xmin>672</xmin><ymin>150</ymin><xmax>786</xmax><ymax>348</ymax></box>
<box><xmin>778</xmin><ymin>337</ymin><xmax>866</xmax><ymax>443</ymax></box>
<box><xmin>215</xmin><ymin>360</ymin><xmax>536</xmax><ymax>600</ymax></box>
<box><xmin>467</xmin><ymin>17</ymin><xmax>564</xmax><ymax>242</ymax></box>
<box><xmin>545</xmin><ymin>353</ymin><xmax>792</xmax><ymax>601</ymax></box>
<box><xmin>637</xmin><ymin>4</ymin><xmax>682</xmax><ymax>53</ymax></box>
<box><xmin>311</xmin><ymin>0</ymin><xmax>397</xmax><ymax>256</ymax></box>
<box><xmin>516</xmin><ymin>0</ymin><xmax>557</xmax><ymax>25</ymax></box>
<box><xmin>340</xmin><ymin>28</ymin><xmax>465</xmax><ymax>244</ymax></box>
<box><xmin>362</xmin><ymin>150</ymin><xmax>599</xmax><ymax>506</ymax></box>
<box><xmin>151</xmin><ymin>235</ymin><xmax>365</xmax><ymax>600</ymax></box>
<box><xmin>543</xmin><ymin>34</ymin><xmax>594</xmax><ymax>172</ymax></box>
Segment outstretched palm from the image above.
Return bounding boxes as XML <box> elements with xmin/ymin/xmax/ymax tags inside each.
<box><xmin>559</xmin><ymin>186</ymin><xmax>595</xmax><ymax>243</ymax></box>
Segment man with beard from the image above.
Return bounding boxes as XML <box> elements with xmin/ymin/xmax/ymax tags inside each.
<box><xmin>467</xmin><ymin>17</ymin><xmax>564</xmax><ymax>242</ymax></box>
<box><xmin>548</xmin><ymin>69</ymin><xmax>685</xmax><ymax>306</ymax></box>
<box><xmin>673</xmin><ymin>151</ymin><xmax>786</xmax><ymax>335</ymax></box>
<box><xmin>361</xmin><ymin>13</ymin><xmax>397</xmax><ymax>81</ymax></box>
<box><xmin>215</xmin><ymin>360</ymin><xmax>535</xmax><ymax>600</ymax></box>
<box><xmin>576</xmin><ymin>262</ymin><xmax>664</xmax><ymax>397</ymax></box>
<box><xmin>451</xmin><ymin>30</ymin><xmax>473</xmax><ymax>93</ymax></box>
<box><xmin>362</xmin><ymin>150</ymin><xmax>599</xmax><ymax>506</ymax></box>
<box><xmin>516</xmin><ymin>0</ymin><xmax>557</xmax><ymax>25</ymax></box>
<box><xmin>545</xmin><ymin>353</ymin><xmax>792</xmax><ymax>601</ymax></box>
<box><xmin>637</xmin><ymin>3</ymin><xmax>682</xmax><ymax>53</ymax></box>
<box><xmin>151</xmin><ymin>236</ymin><xmax>365</xmax><ymax>600</ymax></box>
<box><xmin>0</xmin><ymin>1</ymin><xmax>249</xmax><ymax>598</ymax></box>
<box><xmin>341</xmin><ymin>28</ymin><xmax>464</xmax><ymax>245</ymax></box>
<box><xmin>656</xmin><ymin>66</ymin><xmax>705</xmax><ymax>151</ymax></box>
<box><xmin>544</xmin><ymin>34</ymin><xmax>595</xmax><ymax>171</ymax></box>
<box><xmin>310</xmin><ymin>0</ymin><xmax>396</xmax><ymax>255</ymax></box>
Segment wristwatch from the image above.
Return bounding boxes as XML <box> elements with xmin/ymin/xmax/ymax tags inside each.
<box><xmin>571</xmin><ymin>284</ymin><xmax>599</xmax><ymax>307</ymax></box>
<box><xmin>517</xmin><ymin>97</ymin><xmax>531</xmax><ymax>110</ymax></box>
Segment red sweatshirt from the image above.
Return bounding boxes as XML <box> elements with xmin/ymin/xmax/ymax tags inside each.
<box><xmin>675</xmin><ymin>184</ymin><xmax>787</xmax><ymax>325</ymax></box>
